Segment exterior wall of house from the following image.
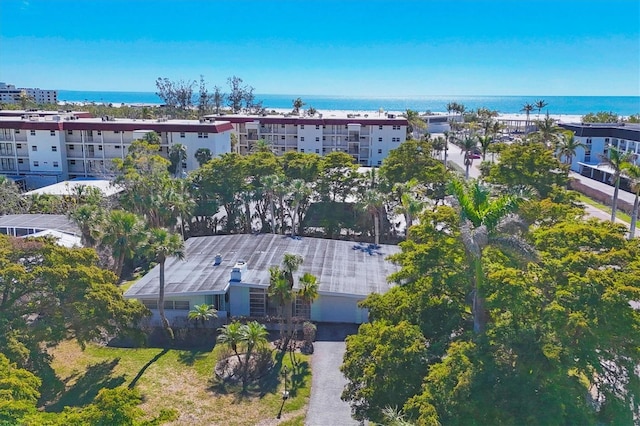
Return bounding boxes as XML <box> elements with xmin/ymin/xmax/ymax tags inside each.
<box><xmin>229</xmin><ymin>286</ymin><xmax>250</xmax><ymax>317</ymax></box>
<box><xmin>311</xmin><ymin>295</ymin><xmax>369</xmax><ymax>324</ymax></box>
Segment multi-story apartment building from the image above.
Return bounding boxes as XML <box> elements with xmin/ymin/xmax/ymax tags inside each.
<box><xmin>206</xmin><ymin>113</ymin><xmax>408</xmax><ymax>166</ymax></box>
<box><xmin>0</xmin><ymin>111</ymin><xmax>232</xmax><ymax>188</ymax></box>
<box><xmin>0</xmin><ymin>82</ymin><xmax>58</xmax><ymax>105</ymax></box>
<box><xmin>559</xmin><ymin>123</ymin><xmax>640</xmax><ymax>183</ymax></box>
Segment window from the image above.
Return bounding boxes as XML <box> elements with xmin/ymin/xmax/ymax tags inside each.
<box><xmin>97</xmin><ymin>131</ymin><xmax>102</xmax><ymax>136</ymax></box>
<box><xmin>31</xmin><ymin>145</ymin><xmax>37</xmax><ymax>151</ymax></box>
<box><xmin>114</xmin><ymin>130</ymin><xmax>120</xmax><ymax>134</ymax></box>
<box><xmin>198</xmin><ymin>132</ymin><xmax>208</xmax><ymax>138</ymax></box>
<box><xmin>67</xmin><ymin>130</ymin><xmax>73</xmax><ymax>135</ymax></box>
<box><xmin>300</xmin><ymin>149</ymin><xmax>305</xmax><ymax>153</ymax></box>
<box><xmin>300</xmin><ymin>137</ymin><xmax>305</xmax><ymax>141</ymax></box>
<box><xmin>53</xmin><ymin>161</ymin><xmax>59</xmax><ymax>167</ymax></box>
<box><xmin>315</xmin><ymin>125</ymin><xmax>320</xmax><ymax>130</ymax></box>
<box><xmin>300</xmin><ymin>125</ymin><xmax>304</xmax><ymax>129</ymax></box>
<box><xmin>314</xmin><ymin>149</ymin><xmax>318</xmax><ymax>154</ymax></box>
<box><xmin>15</xmin><ymin>130</ymin><xmax>20</xmax><ymax>134</ymax></box>
<box><xmin>30</xmin><ymin>130</ymin><xmax>36</xmax><ymax>136</ymax></box>
<box><xmin>315</xmin><ymin>137</ymin><xmax>320</xmax><ymax>142</ymax></box>
<box><xmin>249</xmin><ymin>288</ymin><xmax>265</xmax><ymax>317</ymax></box>
<box><xmin>70</xmin><ymin>160</ymin><xmax>76</xmax><ymax>165</ymax></box>
<box><xmin>281</xmin><ymin>124</ymin><xmax>285</xmax><ymax>128</ymax></box>
<box><xmin>345</xmin><ymin>125</ymin><xmax>348</xmax><ymax>129</ymax></box>
<box><xmin>280</xmin><ymin>147</ymin><xmax>285</xmax><ymax>152</ymax></box>
<box><xmin>98</xmin><ymin>145</ymin><xmax>103</xmax><ymax>151</ymax></box>
<box><xmin>378</xmin><ymin>149</ymin><xmax>382</xmax><ymax>154</ymax></box>
<box><xmin>18</xmin><ymin>158</ymin><xmax>23</xmax><ymax>164</ymax></box>
<box><xmin>16</xmin><ymin>144</ymin><xmax>21</xmax><ymax>149</ymax></box>
<box><xmin>377</xmin><ymin>160</ymin><xmax>382</xmax><ymax>165</ymax></box>
<box><xmin>378</xmin><ymin>137</ymin><xmax>383</xmax><ymax>142</ymax></box>
<box><xmin>51</xmin><ymin>146</ymin><xmax>57</xmax><ymax>152</ymax></box>
<box><xmin>379</xmin><ymin>125</ymin><xmax>383</xmax><ymax>130</ymax></box>
<box><xmin>69</xmin><ymin>145</ymin><xmax>74</xmax><ymax>150</ymax></box>
<box><xmin>281</xmin><ymin>136</ymin><xmax>285</xmax><ymax>140</ymax></box>
<box><xmin>181</xmin><ymin>162</ymin><xmax>187</xmax><ymax>169</ymax></box>
<box><xmin>33</xmin><ymin>161</ymin><xmax>39</xmax><ymax>167</ymax></box>
<box><xmin>180</xmin><ymin>132</ymin><xmax>185</xmax><ymax>138</ymax></box>
<box><xmin>141</xmin><ymin>299</ymin><xmax>158</xmax><ymax>309</ymax></box>
<box><xmin>322</xmin><ymin>136</ymin><xmax>326</xmax><ymax>141</ymax></box>
<box><xmin>115</xmin><ymin>145</ymin><xmax>120</xmax><ymax>149</ymax></box>
<box><xmin>605</xmin><ymin>138</ymin><xmax>610</xmax><ymax>143</ymax></box>
<box><xmin>50</xmin><ymin>130</ymin><xmax>56</xmax><ymax>136</ymax></box>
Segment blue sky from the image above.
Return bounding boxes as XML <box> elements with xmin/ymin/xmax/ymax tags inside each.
<box><xmin>0</xmin><ymin>0</ymin><xmax>638</xmax><ymax>96</ymax></box>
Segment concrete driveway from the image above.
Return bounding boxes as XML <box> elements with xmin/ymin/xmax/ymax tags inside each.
<box><xmin>306</xmin><ymin>324</ymin><xmax>360</xmax><ymax>426</ymax></box>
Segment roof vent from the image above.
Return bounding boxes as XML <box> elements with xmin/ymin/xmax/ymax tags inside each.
<box><xmin>214</xmin><ymin>253</ymin><xmax>222</xmax><ymax>266</ymax></box>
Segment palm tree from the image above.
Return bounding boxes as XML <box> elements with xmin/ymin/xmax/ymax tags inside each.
<box><xmin>622</xmin><ymin>162</ymin><xmax>640</xmax><ymax>239</ymax></box>
<box><xmin>404</xmin><ymin>109</ymin><xmax>426</xmax><ymax>139</ymax></box>
<box><xmin>521</xmin><ymin>102</ymin><xmax>534</xmax><ymax>134</ymax></box>
<box><xmin>250</xmin><ymin>139</ymin><xmax>273</xmax><ymax>154</ymax></box>
<box><xmin>282</xmin><ymin>253</ymin><xmax>303</xmax><ymax>289</ymax></box>
<box><xmin>289</xmin><ymin>179</ymin><xmax>310</xmax><ymax>237</ymax></box>
<box><xmin>217</xmin><ymin>321</ymin><xmax>244</xmax><ymax>367</ymax></box>
<box><xmin>194</xmin><ymin>148</ymin><xmax>212</xmax><ymax>167</ymax></box>
<box><xmin>532</xmin><ymin>113</ymin><xmax>563</xmax><ymax>147</ymax></box>
<box><xmin>240</xmin><ymin>321</ymin><xmax>269</xmax><ymax>386</ymax></box>
<box><xmin>432</xmin><ymin>136</ymin><xmax>446</xmax><ymax>161</ymax></box>
<box><xmin>443</xmin><ymin>131</ymin><xmax>451</xmax><ymax>167</ymax></box>
<box><xmin>460</xmin><ymin>136</ymin><xmax>478</xmax><ymax>179</ymax></box>
<box><xmin>69</xmin><ymin>204</ymin><xmax>103</xmax><ymax>247</ymax></box>
<box><xmin>292</xmin><ymin>97</ymin><xmax>305</xmax><ymax>114</ymax></box>
<box><xmin>477</xmin><ymin>134</ymin><xmax>493</xmax><ymax>161</ymax></box>
<box><xmin>269</xmin><ymin>266</ymin><xmax>294</xmax><ymax>344</ymax></box>
<box><xmin>146</xmin><ymin>228</ymin><xmax>185</xmax><ymax>338</ymax></box>
<box><xmin>534</xmin><ymin>99</ymin><xmax>548</xmax><ymax>119</ymax></box>
<box><xmin>297</xmin><ymin>272</ymin><xmax>319</xmax><ymax>319</ymax></box>
<box><xmin>449</xmin><ymin>179</ymin><xmax>529</xmax><ymax>333</ymax></box>
<box><xmin>360</xmin><ymin>189</ymin><xmax>384</xmax><ymax>245</ymax></box>
<box><xmin>599</xmin><ymin>147</ymin><xmax>634</xmax><ymax>222</ymax></box>
<box><xmin>188</xmin><ymin>304</ymin><xmax>217</xmax><ymax>327</ymax></box>
<box><xmin>101</xmin><ymin>210</ymin><xmax>146</xmax><ymax>280</ymax></box>
<box><xmin>168</xmin><ymin>143</ymin><xmax>187</xmax><ymax>177</ymax></box>
<box><xmin>261</xmin><ymin>174</ymin><xmax>280</xmax><ymax>234</ymax></box>
<box><xmin>556</xmin><ymin>131</ymin><xmax>586</xmax><ymax>166</ymax></box>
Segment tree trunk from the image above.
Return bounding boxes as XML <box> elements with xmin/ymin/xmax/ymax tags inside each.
<box><xmin>472</xmin><ymin>257</ymin><xmax>488</xmax><ymax>334</ymax></box>
<box><xmin>611</xmin><ymin>175</ymin><xmax>620</xmax><ymax>222</ymax></box>
<box><xmin>269</xmin><ymin>196</ymin><xmax>276</xmax><ymax>234</ymax></box>
<box><xmin>244</xmin><ymin>201</ymin><xmax>252</xmax><ymax>233</ymax></box>
<box><xmin>629</xmin><ymin>192</ymin><xmax>639</xmax><ymax>239</ymax></box>
<box><xmin>158</xmin><ymin>259</ymin><xmax>173</xmax><ymax>339</ymax></box>
<box><xmin>373</xmin><ymin>212</ymin><xmax>380</xmax><ymax>246</ymax></box>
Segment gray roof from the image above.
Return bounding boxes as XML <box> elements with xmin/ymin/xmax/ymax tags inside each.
<box><xmin>0</xmin><ymin>214</ymin><xmax>79</xmax><ymax>235</ymax></box>
<box><xmin>124</xmin><ymin>234</ymin><xmax>401</xmax><ymax>299</ymax></box>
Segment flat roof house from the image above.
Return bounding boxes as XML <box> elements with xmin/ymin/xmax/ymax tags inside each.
<box><xmin>124</xmin><ymin>234</ymin><xmax>401</xmax><ymax>325</ymax></box>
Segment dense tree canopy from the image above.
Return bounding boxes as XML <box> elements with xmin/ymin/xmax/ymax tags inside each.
<box><xmin>342</xmin><ymin>192</ymin><xmax>640</xmax><ymax>424</ymax></box>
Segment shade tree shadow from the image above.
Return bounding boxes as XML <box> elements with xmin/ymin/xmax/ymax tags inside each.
<box><xmin>47</xmin><ymin>358</ymin><xmax>124</xmax><ymax>412</ymax></box>
<box><xmin>177</xmin><ymin>349</ymin><xmax>209</xmax><ymax>366</ymax></box>
<box><xmin>128</xmin><ymin>348</ymin><xmax>169</xmax><ymax>389</ymax></box>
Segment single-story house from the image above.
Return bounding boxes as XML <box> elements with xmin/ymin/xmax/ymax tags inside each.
<box><xmin>124</xmin><ymin>234</ymin><xmax>401</xmax><ymax>325</ymax></box>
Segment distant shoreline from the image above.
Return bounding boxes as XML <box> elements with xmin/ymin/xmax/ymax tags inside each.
<box><xmin>56</xmin><ymin>91</ymin><xmax>640</xmax><ymax>117</ymax></box>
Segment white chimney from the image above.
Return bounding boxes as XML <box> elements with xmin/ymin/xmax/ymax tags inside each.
<box><xmin>230</xmin><ymin>260</ymin><xmax>247</xmax><ymax>282</ymax></box>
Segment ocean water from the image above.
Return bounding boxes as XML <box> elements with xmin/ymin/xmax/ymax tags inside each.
<box><xmin>57</xmin><ymin>90</ymin><xmax>640</xmax><ymax>116</ymax></box>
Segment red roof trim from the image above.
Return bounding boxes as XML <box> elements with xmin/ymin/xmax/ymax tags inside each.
<box><xmin>0</xmin><ymin>120</ymin><xmax>233</xmax><ymax>133</ymax></box>
<box><xmin>208</xmin><ymin>115</ymin><xmax>408</xmax><ymax>126</ymax></box>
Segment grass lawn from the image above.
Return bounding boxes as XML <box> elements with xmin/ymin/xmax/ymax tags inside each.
<box><xmin>49</xmin><ymin>339</ymin><xmax>311</xmax><ymax>425</ymax></box>
<box><xmin>577</xmin><ymin>194</ymin><xmax>631</xmax><ymax>224</ymax></box>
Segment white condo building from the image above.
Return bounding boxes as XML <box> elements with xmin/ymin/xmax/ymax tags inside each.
<box><xmin>206</xmin><ymin>113</ymin><xmax>408</xmax><ymax>166</ymax></box>
<box><xmin>0</xmin><ymin>83</ymin><xmax>58</xmax><ymax>105</ymax></box>
<box><xmin>559</xmin><ymin>122</ymin><xmax>640</xmax><ymax>180</ymax></box>
<box><xmin>0</xmin><ymin>111</ymin><xmax>232</xmax><ymax>188</ymax></box>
